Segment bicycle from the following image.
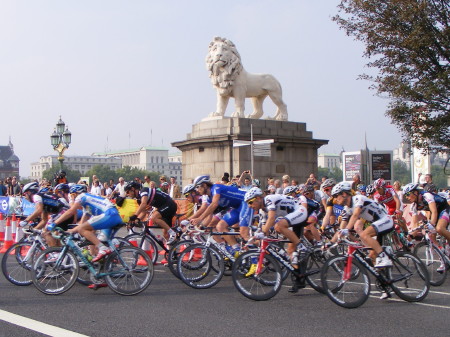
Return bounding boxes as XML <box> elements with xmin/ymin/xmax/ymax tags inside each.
<box><xmin>413</xmin><ymin>221</ymin><xmax>449</xmax><ymax>286</ymax></box>
<box><xmin>321</xmin><ymin>237</ymin><xmax>430</xmax><ymax>308</ymax></box>
<box><xmin>31</xmin><ymin>225</ymin><xmax>154</xmax><ymax>295</ymax></box>
<box><xmin>232</xmin><ymin>235</ymin><xmax>325</xmax><ymax>301</ymax></box>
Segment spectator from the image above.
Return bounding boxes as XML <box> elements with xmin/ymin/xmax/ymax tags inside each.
<box><xmin>91</xmin><ymin>179</ymin><xmax>102</xmax><ymax>196</ymax></box>
<box><xmin>417</xmin><ymin>173</ymin><xmax>433</xmax><ymax>189</ymax></box>
<box><xmin>291</xmin><ymin>179</ymin><xmax>299</xmax><ymax>186</ymax></box>
<box><xmin>274</xmin><ymin>179</ymin><xmax>283</xmax><ymax>194</ymax></box>
<box><xmin>393</xmin><ymin>180</ymin><xmax>404</xmax><ymax>210</ymax></box>
<box><xmin>351</xmin><ymin>174</ymin><xmax>362</xmax><ymax>191</ymax></box>
<box><xmin>143</xmin><ymin>176</ymin><xmax>151</xmax><ymax>188</ymax></box>
<box><xmin>169</xmin><ymin>176</ymin><xmax>181</xmax><ymax>198</ymax></box>
<box><xmin>102</xmin><ymin>182</ymin><xmax>112</xmax><ymax>197</ymax></box>
<box><xmin>0</xmin><ymin>180</ymin><xmax>6</xmax><ymax>196</ymax></box>
<box><xmin>281</xmin><ymin>175</ymin><xmax>290</xmax><ymax>190</ymax></box>
<box><xmin>109</xmin><ymin>179</ymin><xmax>116</xmax><ymax>191</ymax></box>
<box><xmin>9</xmin><ymin>176</ymin><xmax>21</xmax><ymax>196</ymax></box>
<box><xmin>238</xmin><ymin>170</ymin><xmax>253</xmax><ymax>191</ymax></box>
<box><xmin>111</xmin><ymin>177</ymin><xmax>126</xmax><ymax>198</ymax></box>
<box><xmin>305</xmin><ymin>173</ymin><xmax>320</xmax><ymax>188</ymax></box>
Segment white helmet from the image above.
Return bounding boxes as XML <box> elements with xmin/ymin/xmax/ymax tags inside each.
<box><xmin>321</xmin><ymin>178</ymin><xmax>336</xmax><ymax>190</ymax></box>
<box><xmin>182</xmin><ymin>184</ymin><xmax>196</xmax><ymax>195</ymax></box>
<box><xmin>22</xmin><ymin>182</ymin><xmax>40</xmax><ymax>194</ymax></box>
<box><xmin>331</xmin><ymin>182</ymin><xmax>352</xmax><ymax>196</ymax></box>
<box><xmin>193</xmin><ymin>175</ymin><xmax>211</xmax><ymax>186</ymax></box>
<box><xmin>403</xmin><ymin>183</ymin><xmax>419</xmax><ymax>194</ymax></box>
<box><xmin>283</xmin><ymin>185</ymin><xmax>298</xmax><ymax>196</ymax></box>
<box><xmin>244</xmin><ymin>187</ymin><xmax>263</xmax><ymax>202</ymax></box>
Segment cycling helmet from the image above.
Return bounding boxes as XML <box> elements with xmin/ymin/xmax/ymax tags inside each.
<box><xmin>69</xmin><ymin>184</ymin><xmax>87</xmax><ymax>194</ymax></box>
<box><xmin>244</xmin><ymin>187</ymin><xmax>263</xmax><ymax>202</ymax></box>
<box><xmin>331</xmin><ymin>182</ymin><xmax>352</xmax><ymax>196</ymax></box>
<box><xmin>373</xmin><ymin>178</ymin><xmax>386</xmax><ymax>189</ymax></box>
<box><xmin>366</xmin><ymin>184</ymin><xmax>375</xmax><ymax>195</ymax></box>
<box><xmin>124</xmin><ymin>181</ymin><xmax>141</xmax><ymax>191</ymax></box>
<box><xmin>160</xmin><ymin>182</ymin><xmax>169</xmax><ymax>187</ymax></box>
<box><xmin>230</xmin><ymin>181</ymin><xmax>238</xmax><ymax>187</ymax></box>
<box><xmin>252</xmin><ymin>179</ymin><xmax>261</xmax><ymax>188</ymax></box>
<box><xmin>54</xmin><ymin>183</ymin><xmax>70</xmax><ymax>193</ymax></box>
<box><xmin>283</xmin><ymin>185</ymin><xmax>298</xmax><ymax>195</ymax></box>
<box><xmin>356</xmin><ymin>184</ymin><xmax>367</xmax><ymax>192</ymax></box>
<box><xmin>38</xmin><ymin>186</ymin><xmax>52</xmax><ymax>194</ymax></box>
<box><xmin>193</xmin><ymin>175</ymin><xmax>211</xmax><ymax>186</ymax></box>
<box><xmin>303</xmin><ymin>184</ymin><xmax>315</xmax><ymax>193</ymax></box>
<box><xmin>321</xmin><ymin>178</ymin><xmax>336</xmax><ymax>190</ymax></box>
<box><xmin>403</xmin><ymin>183</ymin><xmax>419</xmax><ymax>194</ymax></box>
<box><xmin>182</xmin><ymin>184</ymin><xmax>196</xmax><ymax>195</ymax></box>
<box><xmin>22</xmin><ymin>182</ymin><xmax>40</xmax><ymax>194</ymax></box>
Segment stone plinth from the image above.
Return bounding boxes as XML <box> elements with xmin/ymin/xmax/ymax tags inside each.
<box><xmin>172</xmin><ymin>118</ymin><xmax>328</xmax><ymax>186</ymax></box>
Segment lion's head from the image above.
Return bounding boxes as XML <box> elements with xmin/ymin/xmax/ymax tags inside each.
<box><xmin>205</xmin><ymin>37</ymin><xmax>243</xmax><ymax>95</ymax></box>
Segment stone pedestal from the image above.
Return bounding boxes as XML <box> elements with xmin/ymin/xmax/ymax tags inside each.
<box><xmin>171</xmin><ymin>117</ymin><xmax>328</xmax><ymax>187</ymax></box>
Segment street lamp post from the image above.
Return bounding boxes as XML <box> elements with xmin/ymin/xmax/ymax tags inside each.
<box><xmin>50</xmin><ymin>116</ymin><xmax>72</xmax><ymax>171</ymax></box>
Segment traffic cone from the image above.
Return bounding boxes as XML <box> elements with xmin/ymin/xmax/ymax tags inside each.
<box><xmin>15</xmin><ymin>223</ymin><xmax>24</xmax><ymax>243</ymax></box>
<box><xmin>137</xmin><ymin>238</ymin><xmax>155</xmax><ymax>266</ymax></box>
<box><xmin>11</xmin><ymin>214</ymin><xmax>17</xmax><ymax>241</ymax></box>
<box><xmin>0</xmin><ymin>217</ymin><xmax>13</xmax><ymax>253</ymax></box>
<box><xmin>0</xmin><ymin>212</ymin><xmax>5</xmax><ymax>242</ymax></box>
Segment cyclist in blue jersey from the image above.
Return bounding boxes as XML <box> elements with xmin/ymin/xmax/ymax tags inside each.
<box><xmin>190</xmin><ymin>175</ymin><xmax>253</xmax><ymax>253</ymax></box>
<box><xmin>53</xmin><ymin>184</ymin><xmax>123</xmax><ymax>262</ymax></box>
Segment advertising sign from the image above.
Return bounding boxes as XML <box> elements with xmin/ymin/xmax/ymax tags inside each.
<box><xmin>343</xmin><ymin>152</ymin><xmax>362</xmax><ymax>181</ymax></box>
<box><xmin>370</xmin><ymin>152</ymin><xmax>393</xmax><ymax>183</ymax></box>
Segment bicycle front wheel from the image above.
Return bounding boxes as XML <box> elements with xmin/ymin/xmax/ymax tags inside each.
<box><xmin>177</xmin><ymin>244</ymin><xmax>224</xmax><ymax>289</ymax></box>
<box><xmin>124</xmin><ymin>234</ymin><xmax>159</xmax><ymax>265</ymax></box>
<box><xmin>389</xmin><ymin>252</ymin><xmax>430</xmax><ymax>302</ymax></box>
<box><xmin>32</xmin><ymin>247</ymin><xmax>79</xmax><ymax>295</ymax></box>
<box><xmin>167</xmin><ymin>239</ymin><xmax>193</xmax><ymax>279</ymax></box>
<box><xmin>103</xmin><ymin>246</ymin><xmax>154</xmax><ymax>296</ymax></box>
<box><xmin>414</xmin><ymin>242</ymin><xmax>447</xmax><ymax>286</ymax></box>
<box><xmin>321</xmin><ymin>255</ymin><xmax>370</xmax><ymax>309</ymax></box>
<box><xmin>232</xmin><ymin>251</ymin><xmax>282</xmax><ymax>301</ymax></box>
<box><xmin>304</xmin><ymin>251</ymin><xmax>326</xmax><ymax>294</ymax></box>
<box><xmin>2</xmin><ymin>242</ymin><xmax>44</xmax><ymax>286</ymax></box>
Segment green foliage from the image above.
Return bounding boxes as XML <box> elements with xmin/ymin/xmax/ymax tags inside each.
<box><xmin>85</xmin><ymin>165</ymin><xmax>160</xmax><ymax>184</ymax></box>
<box><xmin>393</xmin><ymin>160</ymin><xmax>412</xmax><ymax>185</ymax></box>
<box><xmin>42</xmin><ymin>166</ymin><xmax>82</xmax><ymax>185</ymax></box>
<box><xmin>431</xmin><ymin>165</ymin><xmax>449</xmax><ymax>189</ymax></box>
<box><xmin>318</xmin><ymin>166</ymin><xmax>343</xmax><ymax>182</ymax></box>
<box><xmin>334</xmin><ymin>0</ymin><xmax>450</xmax><ymax>153</ymax></box>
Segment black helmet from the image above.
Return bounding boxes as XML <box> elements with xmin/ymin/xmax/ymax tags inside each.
<box><xmin>125</xmin><ymin>181</ymin><xmax>141</xmax><ymax>191</ymax></box>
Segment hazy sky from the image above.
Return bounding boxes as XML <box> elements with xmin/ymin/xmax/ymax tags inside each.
<box><xmin>0</xmin><ymin>1</ymin><xmax>403</xmax><ymax>177</ymax></box>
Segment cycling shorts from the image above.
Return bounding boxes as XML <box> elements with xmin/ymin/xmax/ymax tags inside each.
<box><xmin>237</xmin><ymin>202</ymin><xmax>255</xmax><ymax>227</ymax></box>
<box><xmin>154</xmin><ymin>200</ymin><xmax>178</xmax><ymax>227</ymax></box>
<box><xmin>439</xmin><ymin>210</ymin><xmax>449</xmax><ymax>222</ymax></box>
<box><xmin>371</xmin><ymin>215</ymin><xmax>394</xmax><ymax>236</ymax></box>
<box><xmin>88</xmin><ymin>207</ymin><xmax>123</xmax><ymax>230</ymax></box>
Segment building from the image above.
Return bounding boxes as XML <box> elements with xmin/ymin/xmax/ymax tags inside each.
<box><xmin>30</xmin><ymin>155</ymin><xmax>122</xmax><ymax>180</ymax></box>
<box><xmin>92</xmin><ymin>146</ymin><xmax>182</xmax><ymax>182</ymax></box>
<box><xmin>318</xmin><ymin>153</ymin><xmax>341</xmax><ymax>169</ymax></box>
<box><xmin>393</xmin><ymin>142</ymin><xmax>448</xmax><ymax>169</ymax></box>
<box><xmin>0</xmin><ymin>138</ymin><xmax>20</xmax><ymax>179</ymax></box>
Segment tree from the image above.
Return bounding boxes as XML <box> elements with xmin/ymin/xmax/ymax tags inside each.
<box><xmin>42</xmin><ymin>166</ymin><xmax>82</xmax><ymax>185</ymax></box>
<box><xmin>431</xmin><ymin>164</ymin><xmax>449</xmax><ymax>189</ymax></box>
<box><xmin>392</xmin><ymin>160</ymin><xmax>411</xmax><ymax>184</ymax></box>
<box><xmin>333</xmin><ymin>0</ymin><xmax>450</xmax><ymax>153</ymax></box>
<box><xmin>318</xmin><ymin>166</ymin><xmax>344</xmax><ymax>182</ymax></box>
<box><xmin>85</xmin><ymin>165</ymin><xmax>160</xmax><ymax>185</ymax></box>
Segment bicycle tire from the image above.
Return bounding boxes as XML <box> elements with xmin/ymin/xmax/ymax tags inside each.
<box><xmin>103</xmin><ymin>246</ymin><xmax>154</xmax><ymax>296</ymax></box>
<box><xmin>321</xmin><ymin>255</ymin><xmax>370</xmax><ymax>309</ymax></box>
<box><xmin>232</xmin><ymin>251</ymin><xmax>282</xmax><ymax>301</ymax></box>
<box><xmin>32</xmin><ymin>247</ymin><xmax>79</xmax><ymax>295</ymax></box>
<box><xmin>177</xmin><ymin>244</ymin><xmax>224</xmax><ymax>289</ymax></box>
<box><xmin>167</xmin><ymin>239</ymin><xmax>194</xmax><ymax>279</ymax></box>
<box><xmin>413</xmin><ymin>242</ymin><xmax>447</xmax><ymax>286</ymax></box>
<box><xmin>124</xmin><ymin>233</ymin><xmax>159</xmax><ymax>265</ymax></box>
<box><xmin>1</xmin><ymin>242</ymin><xmax>44</xmax><ymax>286</ymax></box>
<box><xmin>389</xmin><ymin>252</ymin><xmax>430</xmax><ymax>302</ymax></box>
<box><xmin>304</xmin><ymin>252</ymin><xmax>326</xmax><ymax>294</ymax></box>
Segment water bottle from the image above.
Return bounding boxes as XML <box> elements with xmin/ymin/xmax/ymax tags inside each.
<box><xmin>291</xmin><ymin>252</ymin><xmax>299</xmax><ymax>268</ymax></box>
<box><xmin>81</xmin><ymin>248</ymin><xmax>93</xmax><ymax>262</ymax></box>
<box><xmin>298</xmin><ymin>243</ymin><xmax>308</xmax><ymax>261</ymax></box>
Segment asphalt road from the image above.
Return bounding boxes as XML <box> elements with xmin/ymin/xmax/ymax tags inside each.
<box><xmin>1</xmin><ymin>258</ymin><xmax>450</xmax><ymax>337</ymax></box>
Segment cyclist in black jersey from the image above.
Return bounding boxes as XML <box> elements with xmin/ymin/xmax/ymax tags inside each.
<box><xmin>129</xmin><ymin>182</ymin><xmax>178</xmax><ymax>244</ymax></box>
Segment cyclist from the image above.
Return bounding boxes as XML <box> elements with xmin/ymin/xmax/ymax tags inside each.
<box><xmin>356</xmin><ymin>184</ymin><xmax>367</xmax><ymax>196</ymax></box>
<box><xmin>365</xmin><ymin>184</ymin><xmax>376</xmax><ymax>199</ymax></box>
<box><xmin>332</xmin><ymin>181</ymin><xmax>393</xmax><ymax>268</ymax></box>
<box><xmin>320</xmin><ymin>179</ymin><xmax>344</xmax><ymax>231</ymax></box>
<box><xmin>245</xmin><ymin>187</ymin><xmax>309</xmax><ymax>291</ymax></box>
<box><xmin>373</xmin><ymin>178</ymin><xmax>402</xmax><ymax>217</ymax></box>
<box><xmin>190</xmin><ymin>175</ymin><xmax>253</xmax><ymax>253</ymax></box>
<box><xmin>130</xmin><ymin>182</ymin><xmax>178</xmax><ymax>244</ymax></box>
<box><xmin>297</xmin><ymin>184</ymin><xmax>321</xmax><ymax>242</ymax></box>
<box><xmin>52</xmin><ymin>184</ymin><xmax>123</xmax><ymax>262</ymax></box>
<box><xmin>403</xmin><ymin>183</ymin><xmax>450</xmax><ymax>256</ymax></box>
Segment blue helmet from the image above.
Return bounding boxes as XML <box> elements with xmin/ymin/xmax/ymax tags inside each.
<box><xmin>356</xmin><ymin>184</ymin><xmax>367</xmax><ymax>192</ymax></box>
<box><xmin>55</xmin><ymin>183</ymin><xmax>70</xmax><ymax>193</ymax></box>
<box><xmin>69</xmin><ymin>184</ymin><xmax>87</xmax><ymax>194</ymax></box>
<box><xmin>193</xmin><ymin>175</ymin><xmax>211</xmax><ymax>186</ymax></box>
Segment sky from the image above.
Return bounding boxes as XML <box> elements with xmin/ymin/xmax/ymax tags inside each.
<box><xmin>0</xmin><ymin>1</ymin><xmax>403</xmax><ymax>177</ymax></box>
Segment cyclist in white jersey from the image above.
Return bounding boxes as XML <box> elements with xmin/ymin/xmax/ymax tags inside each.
<box><xmin>332</xmin><ymin>182</ymin><xmax>393</xmax><ymax>268</ymax></box>
<box><xmin>53</xmin><ymin>184</ymin><xmax>123</xmax><ymax>262</ymax></box>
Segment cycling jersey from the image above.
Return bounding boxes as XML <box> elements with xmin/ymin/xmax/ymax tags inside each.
<box><xmin>259</xmin><ymin>194</ymin><xmax>307</xmax><ymax>227</ymax></box>
<box><xmin>74</xmin><ymin>193</ymin><xmax>122</xmax><ymax>231</ymax></box>
<box><xmin>210</xmin><ymin>184</ymin><xmax>246</xmax><ymax>209</ymax></box>
<box><xmin>139</xmin><ymin>188</ymin><xmax>177</xmax><ymax>226</ymax></box>
<box><xmin>326</xmin><ymin>196</ymin><xmax>344</xmax><ymax>220</ymax></box>
<box><xmin>33</xmin><ymin>193</ymin><xmax>68</xmax><ymax>214</ymax></box>
<box><xmin>342</xmin><ymin>195</ymin><xmax>393</xmax><ymax>235</ymax></box>
<box><xmin>411</xmin><ymin>191</ymin><xmax>450</xmax><ymax>221</ymax></box>
<box><xmin>373</xmin><ymin>187</ymin><xmax>398</xmax><ymax>215</ymax></box>
<box><xmin>298</xmin><ymin>195</ymin><xmax>321</xmax><ymax>217</ymax></box>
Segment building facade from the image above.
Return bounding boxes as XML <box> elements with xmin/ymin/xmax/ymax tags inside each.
<box><xmin>30</xmin><ymin>155</ymin><xmax>122</xmax><ymax>180</ymax></box>
<box><xmin>0</xmin><ymin>138</ymin><xmax>20</xmax><ymax>179</ymax></box>
<box><xmin>318</xmin><ymin>153</ymin><xmax>341</xmax><ymax>169</ymax></box>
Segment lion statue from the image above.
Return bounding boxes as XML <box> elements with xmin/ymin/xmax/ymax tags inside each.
<box><xmin>205</xmin><ymin>36</ymin><xmax>288</xmax><ymax>121</ymax></box>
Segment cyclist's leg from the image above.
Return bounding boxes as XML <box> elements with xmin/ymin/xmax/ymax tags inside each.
<box><xmin>238</xmin><ymin>201</ymin><xmax>254</xmax><ymax>242</ymax></box>
<box><xmin>435</xmin><ymin>211</ymin><xmax>450</xmax><ymax>242</ymax></box>
<box><xmin>217</xmin><ymin>209</ymin><xmax>240</xmax><ymax>246</ymax></box>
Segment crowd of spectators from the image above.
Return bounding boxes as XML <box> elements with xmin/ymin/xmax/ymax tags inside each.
<box><xmin>0</xmin><ymin>176</ymin><xmax>24</xmax><ymax>196</ymax></box>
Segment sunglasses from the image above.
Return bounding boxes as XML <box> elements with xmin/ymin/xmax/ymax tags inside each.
<box><xmin>324</xmin><ymin>187</ymin><xmax>332</xmax><ymax>192</ymax></box>
<box><xmin>405</xmin><ymin>192</ymin><xmax>413</xmax><ymax>196</ymax></box>
<box><xmin>247</xmin><ymin>197</ymin><xmax>256</xmax><ymax>205</ymax></box>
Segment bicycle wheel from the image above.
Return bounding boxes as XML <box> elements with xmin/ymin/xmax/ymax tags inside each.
<box><xmin>124</xmin><ymin>234</ymin><xmax>159</xmax><ymax>264</ymax></box>
<box><xmin>232</xmin><ymin>251</ymin><xmax>282</xmax><ymax>301</ymax></box>
<box><xmin>414</xmin><ymin>242</ymin><xmax>447</xmax><ymax>286</ymax></box>
<box><xmin>321</xmin><ymin>255</ymin><xmax>370</xmax><ymax>308</ymax></box>
<box><xmin>167</xmin><ymin>239</ymin><xmax>193</xmax><ymax>279</ymax></box>
<box><xmin>103</xmin><ymin>246</ymin><xmax>154</xmax><ymax>296</ymax></box>
<box><xmin>177</xmin><ymin>244</ymin><xmax>224</xmax><ymax>289</ymax></box>
<box><xmin>389</xmin><ymin>252</ymin><xmax>430</xmax><ymax>302</ymax></box>
<box><xmin>304</xmin><ymin>251</ymin><xmax>326</xmax><ymax>294</ymax></box>
<box><xmin>32</xmin><ymin>247</ymin><xmax>79</xmax><ymax>295</ymax></box>
<box><xmin>1</xmin><ymin>242</ymin><xmax>44</xmax><ymax>286</ymax></box>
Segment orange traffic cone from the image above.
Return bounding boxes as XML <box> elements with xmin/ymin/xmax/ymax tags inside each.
<box><xmin>0</xmin><ymin>212</ymin><xmax>5</xmax><ymax>242</ymax></box>
<box><xmin>15</xmin><ymin>222</ymin><xmax>24</xmax><ymax>243</ymax></box>
<box><xmin>11</xmin><ymin>214</ymin><xmax>17</xmax><ymax>241</ymax></box>
<box><xmin>0</xmin><ymin>217</ymin><xmax>13</xmax><ymax>253</ymax></box>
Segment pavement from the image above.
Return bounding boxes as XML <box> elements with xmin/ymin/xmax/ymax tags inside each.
<box><xmin>1</xmin><ymin>256</ymin><xmax>450</xmax><ymax>337</ymax></box>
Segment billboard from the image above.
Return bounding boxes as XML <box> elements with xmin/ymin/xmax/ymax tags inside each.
<box><xmin>343</xmin><ymin>151</ymin><xmax>362</xmax><ymax>181</ymax></box>
<box><xmin>370</xmin><ymin>151</ymin><xmax>393</xmax><ymax>184</ymax></box>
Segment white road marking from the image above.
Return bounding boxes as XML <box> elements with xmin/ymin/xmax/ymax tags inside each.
<box><xmin>0</xmin><ymin>309</ymin><xmax>89</xmax><ymax>337</ymax></box>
